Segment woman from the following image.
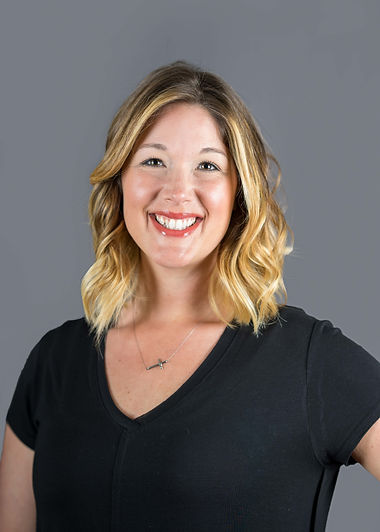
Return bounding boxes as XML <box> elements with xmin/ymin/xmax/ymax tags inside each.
<box><xmin>1</xmin><ymin>60</ymin><xmax>379</xmax><ymax>531</ymax></box>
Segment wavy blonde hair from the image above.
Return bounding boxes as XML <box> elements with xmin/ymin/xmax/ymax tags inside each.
<box><xmin>81</xmin><ymin>60</ymin><xmax>294</xmax><ymax>349</ymax></box>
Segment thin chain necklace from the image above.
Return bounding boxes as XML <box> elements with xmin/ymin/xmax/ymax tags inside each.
<box><xmin>132</xmin><ymin>300</ymin><xmax>197</xmax><ymax>370</ymax></box>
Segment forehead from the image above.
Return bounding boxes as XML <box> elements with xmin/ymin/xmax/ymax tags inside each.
<box><xmin>138</xmin><ymin>102</ymin><xmax>225</xmax><ymax>147</ymax></box>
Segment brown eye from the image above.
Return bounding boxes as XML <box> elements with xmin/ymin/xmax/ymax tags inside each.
<box><xmin>199</xmin><ymin>161</ymin><xmax>219</xmax><ymax>171</ymax></box>
<box><xmin>141</xmin><ymin>158</ymin><xmax>164</xmax><ymax>167</ymax></box>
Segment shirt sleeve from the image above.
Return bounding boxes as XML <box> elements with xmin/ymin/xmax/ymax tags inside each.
<box><xmin>5</xmin><ymin>339</ymin><xmax>43</xmax><ymax>451</ymax></box>
<box><xmin>306</xmin><ymin>318</ymin><xmax>380</xmax><ymax>467</ymax></box>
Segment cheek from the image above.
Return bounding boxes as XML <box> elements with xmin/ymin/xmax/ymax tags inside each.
<box><xmin>123</xmin><ymin>179</ymin><xmax>149</xmax><ymax>205</ymax></box>
<box><xmin>121</xmin><ymin>186</ymin><xmax>144</xmax><ymax>237</ymax></box>
<box><xmin>121</xmin><ymin>175</ymin><xmax>158</xmax><ymax>217</ymax></box>
<box><xmin>202</xmin><ymin>181</ymin><xmax>236</xmax><ymax>217</ymax></box>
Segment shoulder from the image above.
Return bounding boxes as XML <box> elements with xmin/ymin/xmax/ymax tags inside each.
<box><xmin>263</xmin><ymin>303</ymin><xmax>319</xmax><ymax>343</ymax></box>
<box><xmin>232</xmin><ymin>305</ymin><xmax>322</xmax><ymax>363</ymax></box>
<box><xmin>255</xmin><ymin>304</ymin><xmax>364</xmax><ymax>360</ymax></box>
<box><xmin>276</xmin><ymin>304</ymin><xmax>317</xmax><ymax>328</ymax></box>
<box><xmin>275</xmin><ymin>304</ymin><xmax>352</xmax><ymax>342</ymax></box>
<box><xmin>275</xmin><ymin>304</ymin><xmax>371</xmax><ymax>356</ymax></box>
<box><xmin>37</xmin><ymin>316</ymin><xmax>90</xmax><ymax>344</ymax></box>
<box><xmin>25</xmin><ymin>316</ymin><xmax>92</xmax><ymax>371</ymax></box>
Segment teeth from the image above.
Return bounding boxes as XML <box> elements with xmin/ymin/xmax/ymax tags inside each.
<box><xmin>154</xmin><ymin>214</ymin><xmax>197</xmax><ymax>230</ymax></box>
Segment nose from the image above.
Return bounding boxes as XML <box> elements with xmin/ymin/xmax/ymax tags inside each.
<box><xmin>162</xmin><ymin>168</ymin><xmax>193</xmax><ymax>204</ymax></box>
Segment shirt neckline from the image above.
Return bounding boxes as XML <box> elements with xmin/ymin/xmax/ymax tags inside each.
<box><xmin>95</xmin><ymin>321</ymin><xmax>241</xmax><ymax>429</ymax></box>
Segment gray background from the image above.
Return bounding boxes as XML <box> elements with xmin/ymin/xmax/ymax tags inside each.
<box><xmin>1</xmin><ymin>0</ymin><xmax>379</xmax><ymax>529</ymax></box>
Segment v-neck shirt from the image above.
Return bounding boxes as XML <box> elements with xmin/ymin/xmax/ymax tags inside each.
<box><xmin>6</xmin><ymin>304</ymin><xmax>380</xmax><ymax>531</ymax></box>
<box><xmin>97</xmin><ymin>320</ymin><xmax>239</xmax><ymax>427</ymax></box>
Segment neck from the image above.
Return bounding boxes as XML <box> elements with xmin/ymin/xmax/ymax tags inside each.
<box><xmin>129</xmin><ymin>252</ymin><xmax>229</xmax><ymax>326</ymax></box>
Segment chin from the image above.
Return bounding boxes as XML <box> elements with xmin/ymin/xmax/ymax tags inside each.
<box><xmin>152</xmin><ymin>256</ymin><xmax>198</xmax><ymax>270</ymax></box>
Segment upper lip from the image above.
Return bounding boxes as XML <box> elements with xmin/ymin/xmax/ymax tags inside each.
<box><xmin>150</xmin><ymin>211</ymin><xmax>204</xmax><ymax>219</ymax></box>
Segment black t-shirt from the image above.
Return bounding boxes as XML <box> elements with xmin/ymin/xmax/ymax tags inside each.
<box><xmin>5</xmin><ymin>304</ymin><xmax>380</xmax><ymax>531</ymax></box>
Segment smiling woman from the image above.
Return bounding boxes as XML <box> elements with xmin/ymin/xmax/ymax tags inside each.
<box><xmin>1</xmin><ymin>60</ymin><xmax>380</xmax><ymax>532</ymax></box>
<box><xmin>120</xmin><ymin>103</ymin><xmax>238</xmax><ymax>273</ymax></box>
<box><xmin>81</xmin><ymin>61</ymin><xmax>293</xmax><ymax>348</ymax></box>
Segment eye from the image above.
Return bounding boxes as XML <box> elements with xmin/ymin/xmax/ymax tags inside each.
<box><xmin>140</xmin><ymin>158</ymin><xmax>220</xmax><ymax>171</ymax></box>
<box><xmin>141</xmin><ymin>157</ymin><xmax>164</xmax><ymax>167</ymax></box>
<box><xmin>199</xmin><ymin>161</ymin><xmax>220</xmax><ymax>171</ymax></box>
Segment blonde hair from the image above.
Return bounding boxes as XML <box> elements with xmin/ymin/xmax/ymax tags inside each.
<box><xmin>81</xmin><ymin>60</ymin><xmax>294</xmax><ymax>349</ymax></box>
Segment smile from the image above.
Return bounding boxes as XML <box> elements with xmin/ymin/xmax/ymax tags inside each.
<box><xmin>149</xmin><ymin>212</ymin><xmax>203</xmax><ymax>237</ymax></box>
<box><xmin>154</xmin><ymin>214</ymin><xmax>197</xmax><ymax>230</ymax></box>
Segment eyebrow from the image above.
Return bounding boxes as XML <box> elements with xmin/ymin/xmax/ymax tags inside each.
<box><xmin>137</xmin><ymin>142</ymin><xmax>228</xmax><ymax>159</ymax></box>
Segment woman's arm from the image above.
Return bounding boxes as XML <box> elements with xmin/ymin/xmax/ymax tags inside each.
<box><xmin>352</xmin><ymin>417</ymin><xmax>380</xmax><ymax>481</ymax></box>
<box><xmin>0</xmin><ymin>423</ymin><xmax>36</xmax><ymax>531</ymax></box>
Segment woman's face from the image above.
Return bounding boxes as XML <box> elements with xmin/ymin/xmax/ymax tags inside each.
<box><xmin>120</xmin><ymin>102</ymin><xmax>238</xmax><ymax>272</ymax></box>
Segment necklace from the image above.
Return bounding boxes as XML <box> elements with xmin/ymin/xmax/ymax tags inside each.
<box><xmin>132</xmin><ymin>300</ymin><xmax>197</xmax><ymax>370</ymax></box>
